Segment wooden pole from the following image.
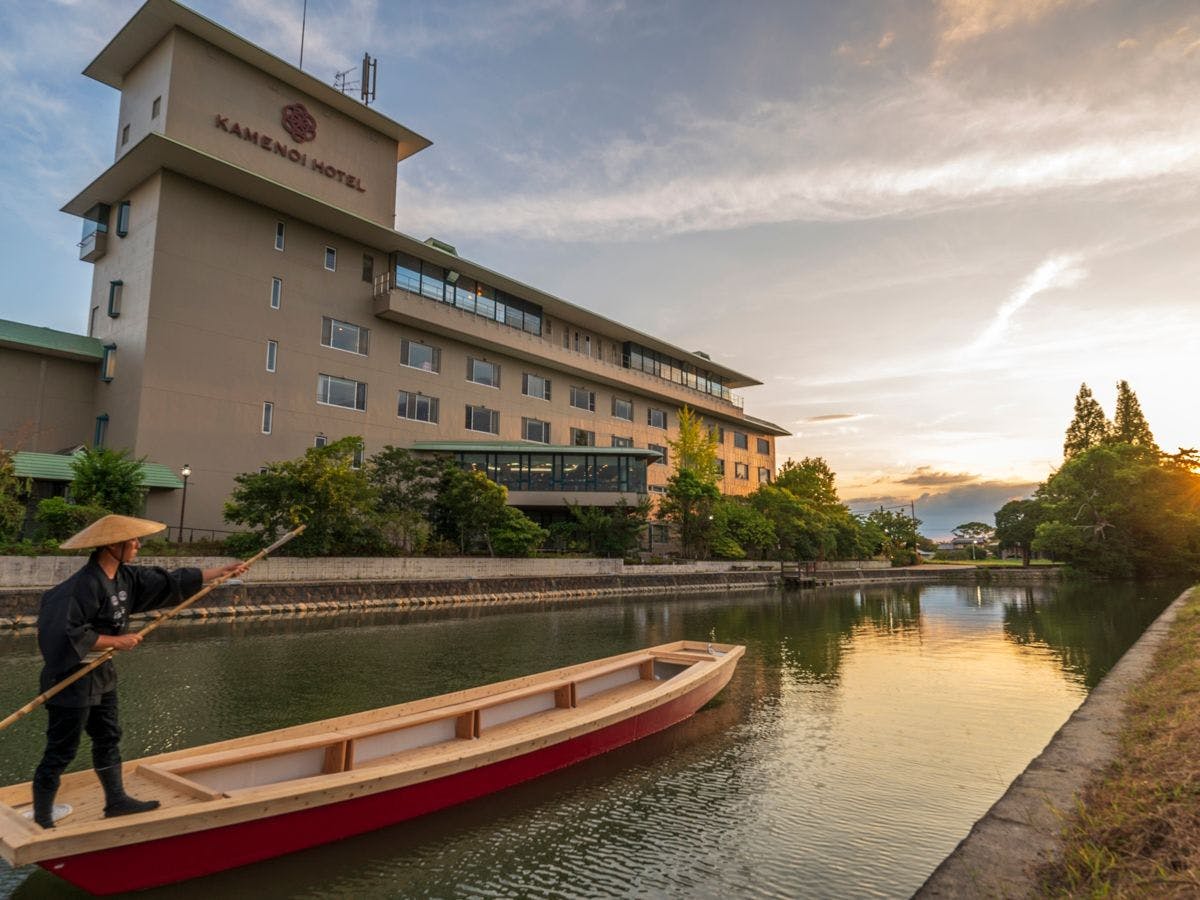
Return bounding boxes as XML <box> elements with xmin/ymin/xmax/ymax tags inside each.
<box><xmin>0</xmin><ymin>525</ymin><xmax>305</xmax><ymax>734</ymax></box>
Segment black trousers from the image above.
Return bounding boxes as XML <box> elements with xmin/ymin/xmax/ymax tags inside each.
<box><xmin>32</xmin><ymin>691</ymin><xmax>122</xmax><ymax>792</ymax></box>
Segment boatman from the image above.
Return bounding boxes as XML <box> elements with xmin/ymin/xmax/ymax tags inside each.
<box><xmin>31</xmin><ymin>514</ymin><xmax>246</xmax><ymax>829</ymax></box>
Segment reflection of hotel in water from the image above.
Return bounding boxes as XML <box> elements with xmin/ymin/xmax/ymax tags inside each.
<box><xmin>0</xmin><ymin>0</ymin><xmax>786</xmax><ymax>537</ymax></box>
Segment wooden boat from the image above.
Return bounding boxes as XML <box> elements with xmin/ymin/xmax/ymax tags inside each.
<box><xmin>0</xmin><ymin>640</ymin><xmax>742</xmax><ymax>895</ymax></box>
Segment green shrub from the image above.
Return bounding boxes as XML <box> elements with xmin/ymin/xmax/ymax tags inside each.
<box><xmin>35</xmin><ymin>497</ymin><xmax>108</xmax><ymax>542</ymax></box>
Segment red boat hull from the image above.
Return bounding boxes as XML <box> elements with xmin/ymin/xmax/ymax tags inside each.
<box><xmin>38</xmin><ymin>672</ymin><xmax>729</xmax><ymax>895</ymax></box>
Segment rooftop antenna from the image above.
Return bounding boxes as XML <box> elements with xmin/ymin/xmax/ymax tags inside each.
<box><xmin>360</xmin><ymin>52</ymin><xmax>377</xmax><ymax>106</ymax></box>
<box><xmin>299</xmin><ymin>0</ymin><xmax>308</xmax><ymax>71</ymax></box>
<box><xmin>333</xmin><ymin>66</ymin><xmax>357</xmax><ymax>95</ymax></box>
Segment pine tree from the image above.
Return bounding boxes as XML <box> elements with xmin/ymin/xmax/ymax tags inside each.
<box><xmin>1111</xmin><ymin>380</ymin><xmax>1159</xmax><ymax>451</ymax></box>
<box><xmin>1063</xmin><ymin>383</ymin><xmax>1110</xmax><ymax>459</ymax></box>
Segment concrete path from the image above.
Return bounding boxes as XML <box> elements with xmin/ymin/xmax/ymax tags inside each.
<box><xmin>916</xmin><ymin>586</ymin><xmax>1194</xmax><ymax>899</ymax></box>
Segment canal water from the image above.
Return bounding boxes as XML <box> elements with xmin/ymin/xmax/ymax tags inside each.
<box><xmin>0</xmin><ymin>579</ymin><xmax>1183</xmax><ymax>899</ymax></box>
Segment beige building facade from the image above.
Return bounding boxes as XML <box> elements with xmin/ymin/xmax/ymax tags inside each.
<box><xmin>4</xmin><ymin>0</ymin><xmax>787</xmax><ymax>539</ymax></box>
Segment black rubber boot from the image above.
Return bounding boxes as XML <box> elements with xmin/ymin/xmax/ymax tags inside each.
<box><xmin>96</xmin><ymin>765</ymin><xmax>160</xmax><ymax>818</ymax></box>
<box><xmin>32</xmin><ymin>782</ymin><xmax>57</xmax><ymax>829</ymax></box>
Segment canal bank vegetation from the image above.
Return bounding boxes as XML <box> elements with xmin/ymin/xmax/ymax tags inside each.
<box><xmin>1038</xmin><ymin>586</ymin><xmax>1200</xmax><ymax>896</ymax></box>
<box><xmin>994</xmin><ymin>382</ymin><xmax>1200</xmax><ymax>579</ymax></box>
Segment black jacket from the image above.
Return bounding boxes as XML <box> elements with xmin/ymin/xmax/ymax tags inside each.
<box><xmin>37</xmin><ymin>558</ymin><xmax>202</xmax><ymax>706</ymax></box>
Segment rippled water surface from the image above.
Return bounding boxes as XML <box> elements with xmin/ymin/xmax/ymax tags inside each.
<box><xmin>0</xmin><ymin>579</ymin><xmax>1183</xmax><ymax>898</ymax></box>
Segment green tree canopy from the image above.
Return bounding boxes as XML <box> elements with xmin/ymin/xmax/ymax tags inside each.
<box><xmin>993</xmin><ymin>498</ymin><xmax>1048</xmax><ymax>566</ymax></box>
<box><xmin>1032</xmin><ymin>443</ymin><xmax>1200</xmax><ymax>578</ymax></box>
<box><xmin>70</xmin><ymin>447</ymin><xmax>147</xmax><ymax>515</ymax></box>
<box><xmin>1063</xmin><ymin>383</ymin><xmax>1110</xmax><ymax>459</ymax></box>
<box><xmin>657</xmin><ymin>468</ymin><xmax>720</xmax><ymax>559</ymax></box>
<box><xmin>669</xmin><ymin>406</ymin><xmax>718</xmax><ymax>485</ymax></box>
<box><xmin>0</xmin><ymin>449</ymin><xmax>26</xmax><ymax>542</ymax></box>
<box><xmin>367</xmin><ymin>446</ymin><xmax>445</xmax><ymax>553</ymax></box>
<box><xmin>774</xmin><ymin>457</ymin><xmax>841</xmax><ymax>509</ymax></box>
<box><xmin>1111</xmin><ymin>380</ymin><xmax>1159</xmax><ymax>452</ymax></box>
<box><xmin>224</xmin><ymin>436</ymin><xmax>384</xmax><ymax>556</ymax></box>
<box><xmin>567</xmin><ymin>498</ymin><xmax>651</xmax><ymax>558</ymax></box>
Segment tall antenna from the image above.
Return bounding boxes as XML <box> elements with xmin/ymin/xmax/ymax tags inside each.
<box><xmin>361</xmin><ymin>53</ymin><xmax>377</xmax><ymax>106</ymax></box>
<box><xmin>299</xmin><ymin>0</ymin><xmax>308</xmax><ymax>70</ymax></box>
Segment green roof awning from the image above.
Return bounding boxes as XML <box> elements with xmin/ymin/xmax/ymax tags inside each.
<box><xmin>410</xmin><ymin>441</ymin><xmax>662</xmax><ymax>460</ymax></box>
<box><xmin>0</xmin><ymin>320</ymin><xmax>103</xmax><ymax>362</ymax></box>
<box><xmin>12</xmin><ymin>452</ymin><xmax>184</xmax><ymax>489</ymax></box>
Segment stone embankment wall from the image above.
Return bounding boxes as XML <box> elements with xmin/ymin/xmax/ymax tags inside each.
<box><xmin>0</xmin><ymin>556</ymin><xmax>1060</xmax><ymax>628</ymax></box>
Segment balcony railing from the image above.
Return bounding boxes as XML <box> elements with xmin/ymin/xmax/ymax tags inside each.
<box><xmin>373</xmin><ymin>274</ymin><xmax>745</xmax><ymax>410</ymax></box>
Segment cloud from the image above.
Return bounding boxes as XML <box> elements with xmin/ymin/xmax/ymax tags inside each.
<box><xmin>897</xmin><ymin>467</ymin><xmax>979</xmax><ymax>486</ymax></box>
<box><xmin>935</xmin><ymin>0</ymin><xmax>1090</xmax><ymax>55</ymax></box>
<box><xmin>396</xmin><ymin>76</ymin><xmax>1200</xmax><ymax>242</ymax></box>
<box><xmin>963</xmin><ymin>253</ymin><xmax>1087</xmax><ymax>353</ymax></box>
<box><xmin>847</xmin><ymin>480</ymin><xmax>1040</xmax><ymax>539</ymax></box>
<box><xmin>804</xmin><ymin>413</ymin><xmax>863</xmax><ymax>422</ymax></box>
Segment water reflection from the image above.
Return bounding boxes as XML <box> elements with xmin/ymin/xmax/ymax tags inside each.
<box><xmin>0</xmin><ymin>580</ymin><xmax>1183</xmax><ymax>899</ymax></box>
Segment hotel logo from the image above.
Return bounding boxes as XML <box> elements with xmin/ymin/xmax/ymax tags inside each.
<box><xmin>281</xmin><ymin>102</ymin><xmax>317</xmax><ymax>143</ymax></box>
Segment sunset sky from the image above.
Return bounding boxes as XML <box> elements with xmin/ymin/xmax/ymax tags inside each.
<box><xmin>1</xmin><ymin>0</ymin><xmax>1196</xmax><ymax>538</ymax></box>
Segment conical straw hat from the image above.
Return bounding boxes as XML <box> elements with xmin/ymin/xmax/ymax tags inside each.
<box><xmin>60</xmin><ymin>514</ymin><xmax>166</xmax><ymax>550</ymax></box>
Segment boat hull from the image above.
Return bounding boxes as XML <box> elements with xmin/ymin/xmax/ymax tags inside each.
<box><xmin>38</xmin><ymin>663</ymin><xmax>732</xmax><ymax>895</ymax></box>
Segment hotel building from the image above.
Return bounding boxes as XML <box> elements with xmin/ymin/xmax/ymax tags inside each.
<box><xmin>0</xmin><ymin>0</ymin><xmax>787</xmax><ymax>540</ymax></box>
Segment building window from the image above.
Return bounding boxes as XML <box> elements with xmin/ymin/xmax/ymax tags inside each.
<box><xmin>713</xmin><ymin>426</ymin><xmax>725</xmax><ymax>444</ymax></box>
<box><xmin>151</xmin><ymin>96</ymin><xmax>161</xmax><ymax>119</ymax></box>
<box><xmin>93</xmin><ymin>414</ymin><xmax>109</xmax><ymax>448</ymax></box>
<box><xmin>734</xmin><ymin>462</ymin><xmax>750</xmax><ymax>480</ymax></box>
<box><xmin>570</xmin><ymin>386</ymin><xmax>595</xmax><ymax>412</ymax></box>
<box><xmin>121</xmin><ymin>124</ymin><xmax>129</xmax><ymax>146</ymax></box>
<box><xmin>523</xmin><ymin>417</ymin><xmax>551</xmax><ymax>443</ymax></box>
<box><xmin>101</xmin><ymin>344</ymin><xmax>116</xmax><ymax>382</ymax></box>
<box><xmin>612</xmin><ymin>436</ymin><xmax>633</xmax><ymax>448</ymax></box>
<box><xmin>275</xmin><ymin>221</ymin><xmax>285</xmax><ymax>251</ymax></box>
<box><xmin>115</xmin><ymin>202</ymin><xmax>130</xmax><ymax>238</ymax></box>
<box><xmin>352</xmin><ymin>443</ymin><xmax>365</xmax><ymax>469</ymax></box>
<box><xmin>649</xmin><ymin>485</ymin><xmax>668</xmax><ymax>494</ymax></box>
<box><xmin>733</xmin><ymin>431</ymin><xmax>748</xmax><ymax>450</ymax></box>
<box><xmin>562</xmin><ymin>329</ymin><xmax>569</xmax><ymax>349</ymax></box>
<box><xmin>314</xmin><ymin>434</ymin><xmax>328</xmax><ymax>447</ymax></box>
<box><xmin>398</xmin><ymin>390</ymin><xmax>439</xmax><ymax>423</ymax></box>
<box><xmin>400</xmin><ymin>338</ymin><xmax>440</xmax><ymax>373</ymax></box>
<box><xmin>647</xmin><ymin>408</ymin><xmax>667</xmax><ymax>429</ymax></box>
<box><xmin>88</xmin><ymin>306</ymin><xmax>98</xmax><ymax>337</ymax></box>
<box><xmin>261</xmin><ymin>401</ymin><xmax>274</xmax><ymax>434</ymax></box>
<box><xmin>324</xmin><ymin>246</ymin><xmax>337</xmax><ymax>271</ymax></box>
<box><xmin>570</xmin><ymin>428</ymin><xmax>595</xmax><ymax>447</ymax></box>
<box><xmin>757</xmin><ymin>437</ymin><xmax>770</xmax><ymax>455</ymax></box>
<box><xmin>107</xmin><ymin>280</ymin><xmax>123</xmax><ymax>318</ymax></box>
<box><xmin>466</xmin><ymin>405</ymin><xmax>499</xmax><ymax>434</ymax></box>
<box><xmin>716</xmin><ymin>458</ymin><xmax>725</xmax><ymax>476</ymax></box>
<box><xmin>321</xmin><ymin>317</ymin><xmax>370</xmax><ymax>355</ymax></box>
<box><xmin>317</xmin><ymin>373</ymin><xmax>367</xmax><ymax>410</ymax></box>
<box><xmin>467</xmin><ymin>357</ymin><xmax>500</xmax><ymax>388</ymax></box>
<box><xmin>362</xmin><ymin>254</ymin><xmax>374</xmax><ymax>283</ymax></box>
<box><xmin>270</xmin><ymin>277</ymin><xmax>282</xmax><ymax>309</ymax></box>
<box><xmin>522</xmin><ymin>372</ymin><xmax>551</xmax><ymax>401</ymax></box>
<box><xmin>648</xmin><ymin>443</ymin><xmax>667</xmax><ymax>465</ymax></box>
<box><xmin>265</xmin><ymin>340</ymin><xmax>277</xmax><ymax>372</ymax></box>
<box><xmin>758</xmin><ymin>467</ymin><xmax>772</xmax><ymax>483</ymax></box>
<box><xmin>612</xmin><ymin>397</ymin><xmax>633</xmax><ymax>421</ymax></box>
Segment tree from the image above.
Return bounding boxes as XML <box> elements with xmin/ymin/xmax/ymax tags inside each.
<box><xmin>224</xmin><ymin>436</ymin><xmax>384</xmax><ymax>556</ymax></box>
<box><xmin>430</xmin><ymin>466</ymin><xmax>510</xmax><ymax>554</ymax></box>
<box><xmin>367</xmin><ymin>447</ymin><xmax>445</xmax><ymax>553</ymax></box>
<box><xmin>70</xmin><ymin>447</ymin><xmax>147</xmax><ymax>515</ymax></box>
<box><xmin>775</xmin><ymin>458</ymin><xmax>840</xmax><ymax>509</ymax></box>
<box><xmin>0</xmin><ymin>449</ymin><xmax>26</xmax><ymax>542</ymax></box>
<box><xmin>657</xmin><ymin>468</ymin><xmax>720</xmax><ymax>559</ymax></box>
<box><xmin>993</xmin><ymin>499</ymin><xmax>1047</xmax><ymax>566</ymax></box>
<box><xmin>34</xmin><ymin>497</ymin><xmax>108</xmax><ymax>543</ymax></box>
<box><xmin>712</xmin><ymin>497</ymin><xmax>775</xmax><ymax>559</ymax></box>
<box><xmin>1111</xmin><ymin>380</ymin><xmax>1159</xmax><ymax>452</ymax></box>
<box><xmin>1031</xmin><ymin>443</ymin><xmax>1200</xmax><ymax>578</ymax></box>
<box><xmin>669</xmin><ymin>406</ymin><xmax>718</xmax><ymax>485</ymax></box>
<box><xmin>489</xmin><ymin>507</ymin><xmax>549</xmax><ymax>557</ymax></box>
<box><xmin>952</xmin><ymin>521</ymin><xmax>995</xmax><ymax>560</ymax></box>
<box><xmin>566</xmin><ymin>498</ymin><xmax>651</xmax><ymax>558</ymax></box>
<box><xmin>1063</xmin><ymin>383</ymin><xmax>1110</xmax><ymax>459</ymax></box>
<box><xmin>866</xmin><ymin>508</ymin><xmax>922</xmax><ymax>566</ymax></box>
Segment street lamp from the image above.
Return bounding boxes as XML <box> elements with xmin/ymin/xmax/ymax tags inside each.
<box><xmin>178</xmin><ymin>464</ymin><xmax>191</xmax><ymax>542</ymax></box>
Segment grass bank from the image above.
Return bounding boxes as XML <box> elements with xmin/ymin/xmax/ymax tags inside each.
<box><xmin>1038</xmin><ymin>585</ymin><xmax>1200</xmax><ymax>897</ymax></box>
